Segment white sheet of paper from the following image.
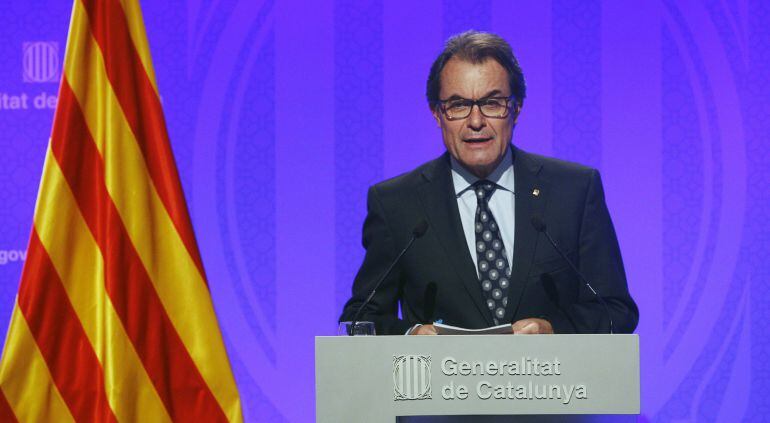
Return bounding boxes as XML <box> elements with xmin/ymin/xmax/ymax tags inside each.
<box><xmin>433</xmin><ymin>322</ymin><xmax>513</xmax><ymax>335</ymax></box>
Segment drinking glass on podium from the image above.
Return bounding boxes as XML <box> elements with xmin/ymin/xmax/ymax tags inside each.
<box><xmin>338</xmin><ymin>321</ymin><xmax>376</xmax><ymax>336</ymax></box>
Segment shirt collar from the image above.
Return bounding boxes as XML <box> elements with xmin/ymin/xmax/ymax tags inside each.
<box><xmin>450</xmin><ymin>147</ymin><xmax>515</xmax><ymax>196</ymax></box>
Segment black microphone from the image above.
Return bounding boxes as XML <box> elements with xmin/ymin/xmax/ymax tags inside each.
<box><xmin>531</xmin><ymin>216</ymin><xmax>615</xmax><ymax>334</ymax></box>
<box><xmin>348</xmin><ymin>220</ymin><xmax>429</xmax><ymax>335</ymax></box>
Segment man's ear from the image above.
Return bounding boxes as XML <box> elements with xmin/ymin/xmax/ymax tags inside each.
<box><xmin>511</xmin><ymin>103</ymin><xmax>522</xmax><ymax>125</ymax></box>
<box><xmin>431</xmin><ymin>106</ymin><xmax>442</xmax><ymax>128</ymax></box>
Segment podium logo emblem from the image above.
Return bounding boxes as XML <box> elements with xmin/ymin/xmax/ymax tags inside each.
<box><xmin>393</xmin><ymin>355</ymin><xmax>432</xmax><ymax>401</ymax></box>
<box><xmin>23</xmin><ymin>42</ymin><xmax>60</xmax><ymax>83</ymax></box>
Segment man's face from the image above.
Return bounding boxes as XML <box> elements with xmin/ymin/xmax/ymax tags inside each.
<box><xmin>432</xmin><ymin>57</ymin><xmax>518</xmax><ymax>178</ymax></box>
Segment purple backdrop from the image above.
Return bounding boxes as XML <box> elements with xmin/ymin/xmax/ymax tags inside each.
<box><xmin>1</xmin><ymin>1</ymin><xmax>768</xmax><ymax>421</ymax></box>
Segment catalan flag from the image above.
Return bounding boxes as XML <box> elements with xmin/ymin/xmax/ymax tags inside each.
<box><xmin>0</xmin><ymin>0</ymin><xmax>243</xmax><ymax>421</ymax></box>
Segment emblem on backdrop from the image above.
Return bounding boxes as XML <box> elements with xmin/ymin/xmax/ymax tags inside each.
<box><xmin>22</xmin><ymin>42</ymin><xmax>60</xmax><ymax>83</ymax></box>
<box><xmin>393</xmin><ymin>355</ymin><xmax>432</xmax><ymax>401</ymax></box>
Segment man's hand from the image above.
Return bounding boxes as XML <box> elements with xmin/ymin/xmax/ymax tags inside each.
<box><xmin>511</xmin><ymin>318</ymin><xmax>553</xmax><ymax>334</ymax></box>
<box><xmin>410</xmin><ymin>324</ymin><xmax>438</xmax><ymax>335</ymax></box>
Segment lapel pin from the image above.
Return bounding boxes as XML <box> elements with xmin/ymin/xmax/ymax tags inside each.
<box><xmin>532</xmin><ymin>188</ymin><xmax>540</xmax><ymax>197</ymax></box>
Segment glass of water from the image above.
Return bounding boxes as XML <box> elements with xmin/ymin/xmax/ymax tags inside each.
<box><xmin>338</xmin><ymin>321</ymin><xmax>376</xmax><ymax>336</ymax></box>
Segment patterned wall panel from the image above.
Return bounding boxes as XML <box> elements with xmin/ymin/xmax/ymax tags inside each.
<box><xmin>334</xmin><ymin>0</ymin><xmax>385</xmax><ymax>312</ymax></box>
<box><xmin>660</xmin><ymin>25</ymin><xmax>704</xmax><ymax>334</ymax></box>
<box><xmin>214</xmin><ymin>17</ymin><xmax>284</xmax><ymax>423</ymax></box>
<box><xmin>551</xmin><ymin>0</ymin><xmax>602</xmax><ymax>168</ymax></box>
<box><xmin>654</xmin><ymin>1</ymin><xmax>748</xmax><ymax>421</ymax></box>
<box><xmin>443</xmin><ymin>0</ymin><xmax>491</xmax><ymax>36</ymax></box>
<box><xmin>746</xmin><ymin>0</ymin><xmax>770</xmax><ymax>418</ymax></box>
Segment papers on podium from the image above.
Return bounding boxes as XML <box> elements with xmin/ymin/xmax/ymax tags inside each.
<box><xmin>433</xmin><ymin>322</ymin><xmax>513</xmax><ymax>335</ymax></box>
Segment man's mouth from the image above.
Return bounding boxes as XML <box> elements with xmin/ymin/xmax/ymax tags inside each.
<box><xmin>463</xmin><ymin>137</ymin><xmax>493</xmax><ymax>144</ymax></box>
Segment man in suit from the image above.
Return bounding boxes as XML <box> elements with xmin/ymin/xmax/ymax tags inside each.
<box><xmin>339</xmin><ymin>31</ymin><xmax>638</xmax><ymax>335</ymax></box>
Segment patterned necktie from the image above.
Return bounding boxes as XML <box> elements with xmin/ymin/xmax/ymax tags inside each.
<box><xmin>473</xmin><ymin>180</ymin><xmax>512</xmax><ymax>325</ymax></box>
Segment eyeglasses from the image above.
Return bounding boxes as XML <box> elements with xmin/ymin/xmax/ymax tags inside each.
<box><xmin>438</xmin><ymin>96</ymin><xmax>517</xmax><ymax>121</ymax></box>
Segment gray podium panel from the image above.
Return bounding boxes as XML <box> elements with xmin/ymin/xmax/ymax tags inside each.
<box><xmin>316</xmin><ymin>335</ymin><xmax>639</xmax><ymax>423</ymax></box>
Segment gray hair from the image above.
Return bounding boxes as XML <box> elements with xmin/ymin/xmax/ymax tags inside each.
<box><xmin>426</xmin><ymin>30</ymin><xmax>526</xmax><ymax>109</ymax></box>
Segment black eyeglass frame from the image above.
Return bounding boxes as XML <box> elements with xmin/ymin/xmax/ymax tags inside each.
<box><xmin>437</xmin><ymin>96</ymin><xmax>520</xmax><ymax>121</ymax></box>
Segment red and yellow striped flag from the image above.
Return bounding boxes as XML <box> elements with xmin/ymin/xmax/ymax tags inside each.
<box><xmin>0</xmin><ymin>0</ymin><xmax>243</xmax><ymax>421</ymax></box>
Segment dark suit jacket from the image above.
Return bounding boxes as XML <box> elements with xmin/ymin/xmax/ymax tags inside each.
<box><xmin>340</xmin><ymin>145</ymin><xmax>638</xmax><ymax>335</ymax></box>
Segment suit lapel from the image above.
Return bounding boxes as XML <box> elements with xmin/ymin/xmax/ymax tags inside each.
<box><xmin>418</xmin><ymin>154</ymin><xmax>494</xmax><ymax>326</ymax></box>
<box><xmin>504</xmin><ymin>146</ymin><xmax>549</xmax><ymax>323</ymax></box>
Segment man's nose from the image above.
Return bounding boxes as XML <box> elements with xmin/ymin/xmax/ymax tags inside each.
<box><xmin>467</xmin><ymin>104</ymin><xmax>486</xmax><ymax>130</ymax></box>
